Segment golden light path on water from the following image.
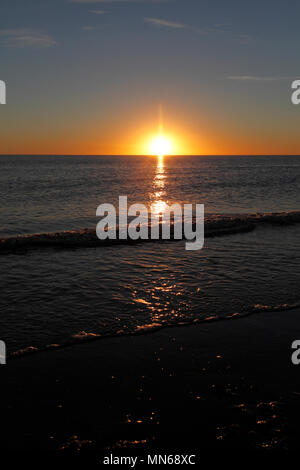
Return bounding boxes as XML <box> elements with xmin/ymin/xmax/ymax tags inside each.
<box><xmin>129</xmin><ymin>155</ymin><xmax>190</xmax><ymax>331</ymax></box>
<box><xmin>151</xmin><ymin>155</ymin><xmax>168</xmax><ymax>215</ymax></box>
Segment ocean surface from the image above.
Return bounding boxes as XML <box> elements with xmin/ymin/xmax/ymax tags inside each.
<box><xmin>0</xmin><ymin>155</ymin><xmax>299</xmax><ymax>354</ymax></box>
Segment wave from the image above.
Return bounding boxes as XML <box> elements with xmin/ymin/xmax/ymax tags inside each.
<box><xmin>8</xmin><ymin>300</ymin><xmax>300</xmax><ymax>360</ymax></box>
<box><xmin>1</xmin><ymin>211</ymin><xmax>300</xmax><ymax>254</ymax></box>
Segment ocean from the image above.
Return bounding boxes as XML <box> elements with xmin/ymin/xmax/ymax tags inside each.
<box><xmin>0</xmin><ymin>155</ymin><xmax>299</xmax><ymax>354</ymax></box>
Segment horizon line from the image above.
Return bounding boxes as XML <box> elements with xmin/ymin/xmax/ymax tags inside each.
<box><xmin>1</xmin><ymin>154</ymin><xmax>300</xmax><ymax>157</ymax></box>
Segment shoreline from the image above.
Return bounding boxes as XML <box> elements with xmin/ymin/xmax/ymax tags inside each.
<box><xmin>8</xmin><ymin>300</ymin><xmax>300</xmax><ymax>360</ymax></box>
<box><xmin>1</xmin><ymin>307</ymin><xmax>300</xmax><ymax>455</ymax></box>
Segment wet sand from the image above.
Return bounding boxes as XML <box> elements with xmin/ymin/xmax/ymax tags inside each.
<box><xmin>1</xmin><ymin>308</ymin><xmax>300</xmax><ymax>461</ymax></box>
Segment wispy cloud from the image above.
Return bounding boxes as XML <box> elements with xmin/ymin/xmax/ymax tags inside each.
<box><xmin>226</xmin><ymin>76</ymin><xmax>291</xmax><ymax>81</ymax></box>
<box><xmin>82</xmin><ymin>25</ymin><xmax>97</xmax><ymax>30</ymax></box>
<box><xmin>144</xmin><ymin>17</ymin><xmax>225</xmax><ymax>34</ymax></box>
<box><xmin>144</xmin><ymin>17</ymin><xmax>185</xmax><ymax>29</ymax></box>
<box><xmin>0</xmin><ymin>29</ymin><xmax>57</xmax><ymax>48</ymax></box>
<box><xmin>89</xmin><ymin>9</ymin><xmax>106</xmax><ymax>13</ymax></box>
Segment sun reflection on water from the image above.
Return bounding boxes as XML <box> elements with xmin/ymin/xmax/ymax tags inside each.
<box><xmin>151</xmin><ymin>200</ymin><xmax>169</xmax><ymax>214</ymax></box>
<box><xmin>125</xmin><ymin>155</ymin><xmax>193</xmax><ymax>331</ymax></box>
<box><xmin>151</xmin><ymin>156</ymin><xmax>168</xmax><ymax>215</ymax></box>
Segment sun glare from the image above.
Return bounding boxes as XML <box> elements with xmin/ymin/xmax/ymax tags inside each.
<box><xmin>149</xmin><ymin>135</ymin><xmax>172</xmax><ymax>157</ymax></box>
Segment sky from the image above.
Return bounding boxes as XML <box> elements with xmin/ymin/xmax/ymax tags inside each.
<box><xmin>0</xmin><ymin>0</ymin><xmax>299</xmax><ymax>155</ymax></box>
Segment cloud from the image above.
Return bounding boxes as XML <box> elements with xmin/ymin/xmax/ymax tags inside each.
<box><xmin>89</xmin><ymin>9</ymin><xmax>106</xmax><ymax>13</ymax></box>
<box><xmin>226</xmin><ymin>76</ymin><xmax>290</xmax><ymax>81</ymax></box>
<box><xmin>0</xmin><ymin>29</ymin><xmax>57</xmax><ymax>47</ymax></box>
<box><xmin>82</xmin><ymin>25</ymin><xmax>97</xmax><ymax>30</ymax></box>
<box><xmin>144</xmin><ymin>17</ymin><xmax>185</xmax><ymax>29</ymax></box>
<box><xmin>144</xmin><ymin>17</ymin><xmax>225</xmax><ymax>35</ymax></box>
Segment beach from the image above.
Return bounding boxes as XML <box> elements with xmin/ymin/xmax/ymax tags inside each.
<box><xmin>2</xmin><ymin>305</ymin><xmax>300</xmax><ymax>458</ymax></box>
<box><xmin>1</xmin><ymin>0</ymin><xmax>300</xmax><ymax>461</ymax></box>
<box><xmin>0</xmin><ymin>155</ymin><xmax>299</xmax><ymax>461</ymax></box>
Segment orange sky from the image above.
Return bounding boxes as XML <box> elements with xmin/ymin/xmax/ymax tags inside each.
<box><xmin>1</xmin><ymin>1</ymin><xmax>300</xmax><ymax>156</ymax></box>
<box><xmin>1</xmin><ymin>100</ymin><xmax>300</xmax><ymax>156</ymax></box>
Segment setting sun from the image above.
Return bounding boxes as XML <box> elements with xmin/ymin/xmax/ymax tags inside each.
<box><xmin>149</xmin><ymin>135</ymin><xmax>172</xmax><ymax>157</ymax></box>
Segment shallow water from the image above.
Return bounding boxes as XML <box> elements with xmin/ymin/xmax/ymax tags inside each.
<box><xmin>0</xmin><ymin>155</ymin><xmax>299</xmax><ymax>353</ymax></box>
<box><xmin>0</xmin><ymin>155</ymin><xmax>299</xmax><ymax>237</ymax></box>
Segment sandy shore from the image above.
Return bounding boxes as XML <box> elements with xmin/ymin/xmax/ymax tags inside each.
<box><xmin>1</xmin><ymin>307</ymin><xmax>300</xmax><ymax>460</ymax></box>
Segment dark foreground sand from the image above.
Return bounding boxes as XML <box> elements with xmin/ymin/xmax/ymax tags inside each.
<box><xmin>1</xmin><ymin>308</ymin><xmax>300</xmax><ymax>462</ymax></box>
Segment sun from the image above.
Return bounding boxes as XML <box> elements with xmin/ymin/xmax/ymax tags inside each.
<box><xmin>149</xmin><ymin>135</ymin><xmax>172</xmax><ymax>157</ymax></box>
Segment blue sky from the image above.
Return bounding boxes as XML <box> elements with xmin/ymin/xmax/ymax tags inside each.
<box><xmin>0</xmin><ymin>0</ymin><xmax>299</xmax><ymax>154</ymax></box>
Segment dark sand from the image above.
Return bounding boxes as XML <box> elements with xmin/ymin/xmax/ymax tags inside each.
<box><xmin>1</xmin><ymin>308</ymin><xmax>300</xmax><ymax>462</ymax></box>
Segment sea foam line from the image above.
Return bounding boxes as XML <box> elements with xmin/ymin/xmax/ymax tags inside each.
<box><xmin>8</xmin><ymin>300</ymin><xmax>300</xmax><ymax>360</ymax></box>
<box><xmin>1</xmin><ymin>211</ymin><xmax>299</xmax><ymax>254</ymax></box>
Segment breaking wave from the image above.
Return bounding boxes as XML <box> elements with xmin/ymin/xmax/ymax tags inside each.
<box><xmin>1</xmin><ymin>211</ymin><xmax>300</xmax><ymax>254</ymax></box>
